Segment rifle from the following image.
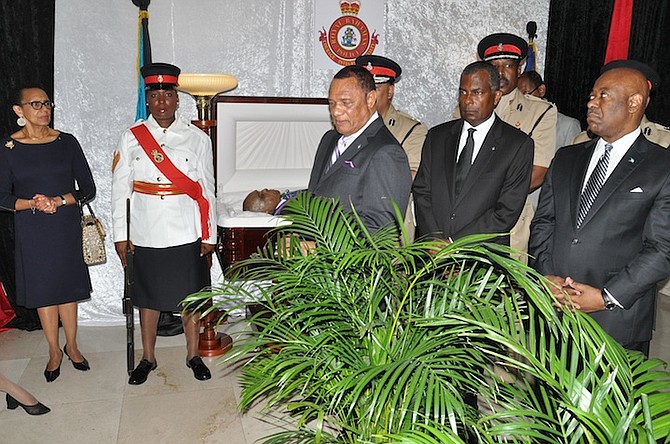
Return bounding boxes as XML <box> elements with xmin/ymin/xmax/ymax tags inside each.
<box><xmin>123</xmin><ymin>198</ymin><xmax>135</xmax><ymax>375</ymax></box>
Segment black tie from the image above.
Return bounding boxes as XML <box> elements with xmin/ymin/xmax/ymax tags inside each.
<box><xmin>455</xmin><ymin>128</ymin><xmax>476</xmax><ymax>195</ymax></box>
<box><xmin>576</xmin><ymin>143</ymin><xmax>613</xmax><ymax>228</ymax></box>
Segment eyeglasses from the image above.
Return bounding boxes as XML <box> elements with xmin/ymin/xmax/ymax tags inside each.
<box><xmin>21</xmin><ymin>100</ymin><xmax>55</xmax><ymax>110</ymax></box>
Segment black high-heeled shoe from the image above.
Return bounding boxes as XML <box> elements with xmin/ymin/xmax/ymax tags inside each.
<box><xmin>6</xmin><ymin>393</ymin><xmax>50</xmax><ymax>415</ymax></box>
<box><xmin>63</xmin><ymin>344</ymin><xmax>90</xmax><ymax>371</ymax></box>
<box><xmin>44</xmin><ymin>350</ymin><xmax>63</xmax><ymax>382</ymax></box>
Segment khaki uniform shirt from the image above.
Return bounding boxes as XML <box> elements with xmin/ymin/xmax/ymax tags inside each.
<box><xmin>572</xmin><ymin>115</ymin><xmax>670</xmax><ymax>148</ymax></box>
<box><xmin>382</xmin><ymin>104</ymin><xmax>427</xmax><ymax>172</ymax></box>
<box><xmin>382</xmin><ymin>104</ymin><xmax>427</xmax><ymax>243</ymax></box>
<box><xmin>494</xmin><ymin>88</ymin><xmax>557</xmax><ymax>168</ymax></box>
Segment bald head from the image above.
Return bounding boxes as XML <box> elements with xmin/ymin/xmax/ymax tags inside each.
<box><xmin>243</xmin><ymin>189</ymin><xmax>282</xmax><ymax>214</ymax></box>
<box><xmin>586</xmin><ymin>67</ymin><xmax>649</xmax><ymax>142</ymax></box>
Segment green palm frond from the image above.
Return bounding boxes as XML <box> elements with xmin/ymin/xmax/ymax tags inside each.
<box><xmin>182</xmin><ymin>193</ymin><xmax>670</xmax><ymax>443</ymax></box>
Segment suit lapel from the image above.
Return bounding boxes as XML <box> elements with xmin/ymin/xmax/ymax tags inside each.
<box><xmin>443</xmin><ymin>123</ymin><xmax>461</xmax><ymax>203</ymax></box>
<box><xmin>578</xmin><ymin>136</ymin><xmax>648</xmax><ymax>228</ymax></box>
<box><xmin>323</xmin><ymin>118</ymin><xmax>382</xmax><ymax>177</ymax></box>
<box><xmin>569</xmin><ymin>140</ymin><xmax>596</xmax><ymax>228</ymax></box>
<box><xmin>315</xmin><ymin>131</ymin><xmax>340</xmax><ymax>181</ymax></box>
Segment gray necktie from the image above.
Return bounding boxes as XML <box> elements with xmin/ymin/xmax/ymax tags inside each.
<box><xmin>576</xmin><ymin>143</ymin><xmax>613</xmax><ymax>228</ymax></box>
<box><xmin>455</xmin><ymin>128</ymin><xmax>476</xmax><ymax>195</ymax></box>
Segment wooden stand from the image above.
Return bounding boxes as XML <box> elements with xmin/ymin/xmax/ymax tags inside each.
<box><xmin>198</xmin><ymin>301</ymin><xmax>232</xmax><ymax>357</ymax></box>
<box><xmin>192</xmin><ymin>117</ymin><xmax>232</xmax><ymax>357</ymax></box>
<box><xmin>191</xmin><ymin>119</ymin><xmax>216</xmax><ymax>135</ymax></box>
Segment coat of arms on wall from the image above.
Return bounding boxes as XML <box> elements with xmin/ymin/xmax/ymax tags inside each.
<box><xmin>318</xmin><ymin>1</ymin><xmax>379</xmax><ymax>66</ymax></box>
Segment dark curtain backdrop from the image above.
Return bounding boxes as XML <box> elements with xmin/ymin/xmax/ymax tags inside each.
<box><xmin>545</xmin><ymin>0</ymin><xmax>670</xmax><ymax>127</ymax></box>
<box><xmin>0</xmin><ymin>0</ymin><xmax>54</xmax><ymax>330</ymax></box>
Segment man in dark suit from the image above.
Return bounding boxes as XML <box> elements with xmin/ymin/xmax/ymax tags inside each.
<box><xmin>308</xmin><ymin>65</ymin><xmax>411</xmax><ymax>233</ymax></box>
<box><xmin>529</xmin><ymin>61</ymin><xmax>670</xmax><ymax>356</ymax></box>
<box><xmin>413</xmin><ymin>61</ymin><xmax>534</xmax><ymax>245</ymax></box>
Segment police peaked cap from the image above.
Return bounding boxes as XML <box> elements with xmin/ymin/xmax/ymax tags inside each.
<box><xmin>478</xmin><ymin>33</ymin><xmax>528</xmax><ymax>62</ymax></box>
<box><xmin>141</xmin><ymin>62</ymin><xmax>181</xmax><ymax>90</ymax></box>
<box><xmin>355</xmin><ymin>55</ymin><xmax>402</xmax><ymax>84</ymax></box>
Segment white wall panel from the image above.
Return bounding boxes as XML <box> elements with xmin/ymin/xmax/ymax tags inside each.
<box><xmin>54</xmin><ymin>0</ymin><xmax>550</xmax><ymax>324</ymax></box>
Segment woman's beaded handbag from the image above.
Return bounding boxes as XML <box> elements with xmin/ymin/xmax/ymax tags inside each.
<box><xmin>81</xmin><ymin>201</ymin><xmax>107</xmax><ymax>266</ymax></box>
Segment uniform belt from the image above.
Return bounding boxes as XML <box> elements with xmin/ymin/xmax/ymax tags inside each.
<box><xmin>133</xmin><ymin>181</ymin><xmax>185</xmax><ymax>196</ymax></box>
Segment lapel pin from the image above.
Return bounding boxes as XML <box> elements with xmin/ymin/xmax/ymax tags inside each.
<box><xmin>628</xmin><ymin>157</ymin><xmax>635</xmax><ymax>164</ymax></box>
<box><xmin>5</xmin><ymin>140</ymin><xmax>14</xmax><ymax>150</ymax></box>
<box><xmin>491</xmin><ymin>146</ymin><xmax>496</xmax><ymax>151</ymax></box>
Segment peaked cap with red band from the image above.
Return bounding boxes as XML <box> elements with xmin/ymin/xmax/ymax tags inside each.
<box><xmin>477</xmin><ymin>33</ymin><xmax>528</xmax><ymax>62</ymax></box>
<box><xmin>600</xmin><ymin>59</ymin><xmax>660</xmax><ymax>92</ymax></box>
<box><xmin>355</xmin><ymin>55</ymin><xmax>402</xmax><ymax>84</ymax></box>
<box><xmin>141</xmin><ymin>62</ymin><xmax>180</xmax><ymax>90</ymax></box>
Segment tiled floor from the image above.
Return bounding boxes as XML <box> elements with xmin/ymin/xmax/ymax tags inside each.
<box><xmin>1</xmin><ymin>296</ymin><xmax>670</xmax><ymax>443</ymax></box>
<box><xmin>0</xmin><ymin>315</ymin><xmax>281</xmax><ymax>443</ymax></box>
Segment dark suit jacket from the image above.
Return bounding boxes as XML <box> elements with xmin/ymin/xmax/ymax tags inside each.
<box><xmin>412</xmin><ymin>116</ymin><xmax>534</xmax><ymax>244</ymax></box>
<box><xmin>529</xmin><ymin>135</ymin><xmax>670</xmax><ymax>344</ymax></box>
<box><xmin>308</xmin><ymin>117</ymin><xmax>411</xmax><ymax>232</ymax></box>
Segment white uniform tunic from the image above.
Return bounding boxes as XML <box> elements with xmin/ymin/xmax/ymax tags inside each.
<box><xmin>111</xmin><ymin>115</ymin><xmax>216</xmax><ymax>248</ymax></box>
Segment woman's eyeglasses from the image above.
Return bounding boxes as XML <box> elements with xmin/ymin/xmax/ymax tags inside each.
<box><xmin>21</xmin><ymin>100</ymin><xmax>55</xmax><ymax>110</ymax></box>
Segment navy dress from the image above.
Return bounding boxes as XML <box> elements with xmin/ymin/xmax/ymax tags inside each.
<box><xmin>0</xmin><ymin>133</ymin><xmax>96</xmax><ymax>309</ymax></box>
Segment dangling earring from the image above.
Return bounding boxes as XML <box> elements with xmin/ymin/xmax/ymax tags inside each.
<box><xmin>16</xmin><ymin>116</ymin><xmax>26</xmax><ymax>127</ymax></box>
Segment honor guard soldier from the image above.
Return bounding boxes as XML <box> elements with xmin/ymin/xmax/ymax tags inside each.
<box><xmin>356</xmin><ymin>54</ymin><xmax>427</xmax><ymax>242</ymax></box>
<box><xmin>456</xmin><ymin>33</ymin><xmax>557</xmax><ymax>262</ymax></box>
<box><xmin>572</xmin><ymin>60</ymin><xmax>670</xmax><ymax>148</ymax></box>
<box><xmin>111</xmin><ymin>62</ymin><xmax>217</xmax><ymax>385</ymax></box>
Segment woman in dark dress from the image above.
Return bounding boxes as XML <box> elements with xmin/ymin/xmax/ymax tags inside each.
<box><xmin>0</xmin><ymin>87</ymin><xmax>96</xmax><ymax>382</ymax></box>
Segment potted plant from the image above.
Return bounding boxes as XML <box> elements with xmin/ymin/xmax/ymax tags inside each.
<box><xmin>184</xmin><ymin>193</ymin><xmax>670</xmax><ymax>443</ymax></box>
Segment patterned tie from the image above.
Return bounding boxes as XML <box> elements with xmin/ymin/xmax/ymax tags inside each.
<box><xmin>455</xmin><ymin>128</ymin><xmax>476</xmax><ymax>195</ymax></box>
<box><xmin>576</xmin><ymin>143</ymin><xmax>613</xmax><ymax>228</ymax></box>
<box><xmin>325</xmin><ymin>137</ymin><xmax>345</xmax><ymax>174</ymax></box>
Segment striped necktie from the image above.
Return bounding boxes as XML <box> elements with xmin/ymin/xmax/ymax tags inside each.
<box><xmin>576</xmin><ymin>143</ymin><xmax>613</xmax><ymax>228</ymax></box>
<box><xmin>325</xmin><ymin>136</ymin><xmax>345</xmax><ymax>174</ymax></box>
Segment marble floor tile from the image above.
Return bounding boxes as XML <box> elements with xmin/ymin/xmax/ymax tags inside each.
<box><xmin>0</xmin><ymin>328</ymin><xmax>43</xmax><ymax>360</ymax></box>
<box><xmin>0</xmin><ymin>398</ymin><xmax>122</xmax><ymax>444</ymax></box>
<box><xmin>118</xmin><ymin>387</ymin><xmax>244</xmax><ymax>444</ymax></box>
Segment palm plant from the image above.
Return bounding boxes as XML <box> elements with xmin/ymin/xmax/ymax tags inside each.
<box><xmin>184</xmin><ymin>193</ymin><xmax>670</xmax><ymax>443</ymax></box>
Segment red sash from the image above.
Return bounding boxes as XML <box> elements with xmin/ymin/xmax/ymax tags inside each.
<box><xmin>130</xmin><ymin>124</ymin><xmax>211</xmax><ymax>240</ymax></box>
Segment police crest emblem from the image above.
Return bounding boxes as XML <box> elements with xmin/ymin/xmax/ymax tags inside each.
<box><xmin>151</xmin><ymin>149</ymin><xmax>164</xmax><ymax>163</ymax></box>
<box><xmin>318</xmin><ymin>0</ymin><xmax>379</xmax><ymax>66</ymax></box>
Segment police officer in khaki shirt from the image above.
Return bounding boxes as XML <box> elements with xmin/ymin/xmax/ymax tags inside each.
<box><xmin>356</xmin><ymin>55</ymin><xmax>428</xmax><ymax>242</ymax></box>
<box><xmin>571</xmin><ymin>59</ymin><xmax>670</xmax><ymax>148</ymax></box>
<box><xmin>456</xmin><ymin>33</ymin><xmax>557</xmax><ymax>261</ymax></box>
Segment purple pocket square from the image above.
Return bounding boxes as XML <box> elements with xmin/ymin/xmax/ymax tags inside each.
<box><xmin>344</xmin><ymin>160</ymin><xmax>356</xmax><ymax>168</ymax></box>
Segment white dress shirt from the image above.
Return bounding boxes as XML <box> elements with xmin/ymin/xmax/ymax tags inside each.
<box><xmin>582</xmin><ymin>127</ymin><xmax>642</xmax><ymax>192</ymax></box>
<box><xmin>457</xmin><ymin>113</ymin><xmax>496</xmax><ymax>164</ymax></box>
<box><xmin>336</xmin><ymin>112</ymin><xmax>381</xmax><ymax>157</ymax></box>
